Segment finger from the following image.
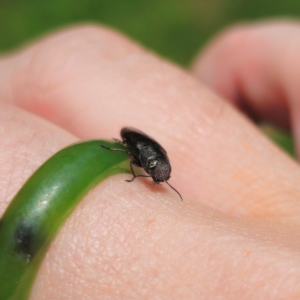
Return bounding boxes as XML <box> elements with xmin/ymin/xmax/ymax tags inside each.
<box><xmin>0</xmin><ymin>102</ymin><xmax>77</xmax><ymax>216</ymax></box>
<box><xmin>192</xmin><ymin>20</ymin><xmax>300</xmax><ymax>155</ymax></box>
<box><xmin>1</xmin><ymin>25</ymin><xmax>300</xmax><ymax>219</ymax></box>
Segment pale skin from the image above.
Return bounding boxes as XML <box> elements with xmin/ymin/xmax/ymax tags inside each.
<box><xmin>0</xmin><ymin>20</ymin><xmax>300</xmax><ymax>299</ymax></box>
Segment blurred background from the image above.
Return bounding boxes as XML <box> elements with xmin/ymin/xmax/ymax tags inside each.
<box><xmin>0</xmin><ymin>0</ymin><xmax>297</xmax><ymax>155</ymax></box>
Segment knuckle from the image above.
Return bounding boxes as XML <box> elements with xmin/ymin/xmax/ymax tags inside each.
<box><xmin>218</xmin><ymin>25</ymin><xmax>259</xmax><ymax>54</ymax></box>
<box><xmin>12</xmin><ymin>24</ymin><xmax>142</xmax><ymax>98</ymax></box>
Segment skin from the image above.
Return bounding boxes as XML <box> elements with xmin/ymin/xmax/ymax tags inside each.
<box><xmin>0</xmin><ymin>20</ymin><xmax>300</xmax><ymax>299</ymax></box>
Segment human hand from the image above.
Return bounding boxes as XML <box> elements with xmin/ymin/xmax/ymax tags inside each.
<box><xmin>0</xmin><ymin>22</ymin><xmax>300</xmax><ymax>299</ymax></box>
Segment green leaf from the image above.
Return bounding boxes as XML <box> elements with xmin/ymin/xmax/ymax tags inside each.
<box><xmin>0</xmin><ymin>140</ymin><xmax>129</xmax><ymax>300</ymax></box>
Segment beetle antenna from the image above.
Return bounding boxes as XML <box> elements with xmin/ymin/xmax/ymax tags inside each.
<box><xmin>165</xmin><ymin>182</ymin><xmax>183</xmax><ymax>201</ymax></box>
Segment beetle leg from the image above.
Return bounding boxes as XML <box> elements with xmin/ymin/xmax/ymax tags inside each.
<box><xmin>113</xmin><ymin>138</ymin><xmax>122</xmax><ymax>144</ymax></box>
<box><xmin>100</xmin><ymin>144</ymin><xmax>151</xmax><ymax>183</ymax></box>
<box><xmin>126</xmin><ymin>160</ymin><xmax>138</xmax><ymax>182</ymax></box>
<box><xmin>126</xmin><ymin>160</ymin><xmax>151</xmax><ymax>182</ymax></box>
<box><xmin>99</xmin><ymin>144</ymin><xmax>129</xmax><ymax>154</ymax></box>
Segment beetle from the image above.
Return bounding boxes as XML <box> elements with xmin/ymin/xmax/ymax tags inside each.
<box><xmin>99</xmin><ymin>127</ymin><xmax>183</xmax><ymax>200</ymax></box>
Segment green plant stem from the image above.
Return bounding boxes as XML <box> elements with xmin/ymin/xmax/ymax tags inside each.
<box><xmin>0</xmin><ymin>140</ymin><xmax>129</xmax><ymax>300</ymax></box>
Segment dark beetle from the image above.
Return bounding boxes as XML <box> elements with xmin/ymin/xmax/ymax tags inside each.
<box><xmin>100</xmin><ymin>127</ymin><xmax>183</xmax><ymax>200</ymax></box>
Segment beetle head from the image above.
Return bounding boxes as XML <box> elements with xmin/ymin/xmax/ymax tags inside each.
<box><xmin>146</xmin><ymin>157</ymin><xmax>171</xmax><ymax>182</ymax></box>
